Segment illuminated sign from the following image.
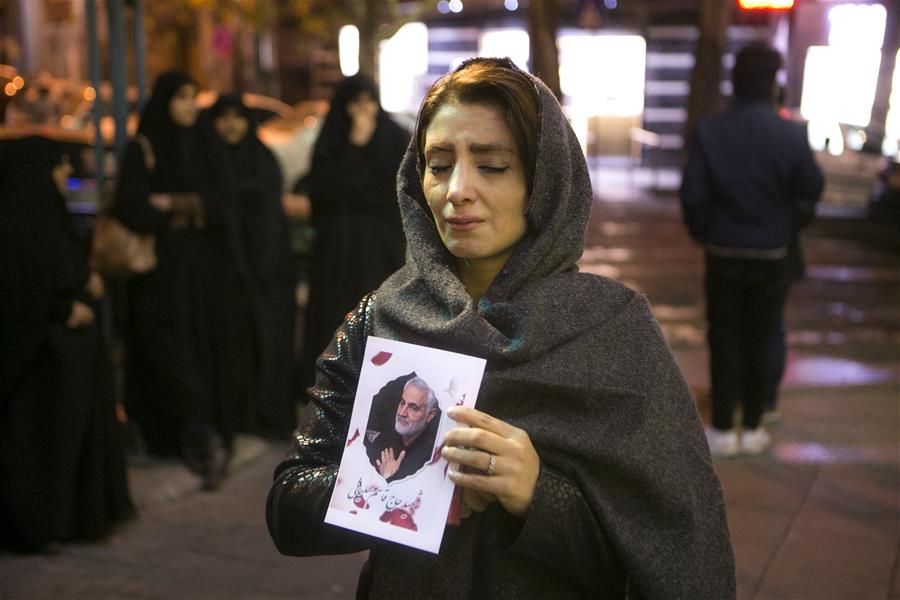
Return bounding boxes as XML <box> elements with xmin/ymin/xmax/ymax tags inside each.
<box><xmin>738</xmin><ymin>0</ymin><xmax>794</xmax><ymax>9</ymax></box>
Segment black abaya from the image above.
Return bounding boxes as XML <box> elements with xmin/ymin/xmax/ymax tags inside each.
<box><xmin>112</xmin><ymin>72</ymin><xmax>242</xmax><ymax>466</ymax></box>
<box><xmin>299</xmin><ymin>75</ymin><xmax>410</xmax><ymax>392</ymax></box>
<box><xmin>201</xmin><ymin>94</ymin><xmax>298</xmax><ymax>438</ymax></box>
<box><xmin>0</xmin><ymin>136</ymin><xmax>133</xmax><ymax>551</ymax></box>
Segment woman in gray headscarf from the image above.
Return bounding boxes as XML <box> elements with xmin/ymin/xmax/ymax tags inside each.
<box><xmin>267</xmin><ymin>58</ymin><xmax>735</xmax><ymax>598</ymax></box>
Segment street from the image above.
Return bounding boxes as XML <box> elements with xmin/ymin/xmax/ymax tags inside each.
<box><xmin>2</xmin><ymin>192</ymin><xmax>898</xmax><ymax>599</ymax></box>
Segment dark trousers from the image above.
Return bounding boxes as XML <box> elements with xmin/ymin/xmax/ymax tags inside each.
<box><xmin>765</xmin><ymin>317</ymin><xmax>787</xmax><ymax>411</ymax></box>
<box><xmin>705</xmin><ymin>255</ymin><xmax>790</xmax><ymax>431</ymax></box>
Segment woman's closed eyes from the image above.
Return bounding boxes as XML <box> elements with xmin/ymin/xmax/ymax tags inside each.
<box><xmin>427</xmin><ymin>163</ymin><xmax>511</xmax><ymax>175</ymax></box>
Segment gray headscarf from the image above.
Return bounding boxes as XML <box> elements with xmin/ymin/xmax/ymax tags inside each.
<box><xmin>364</xmin><ymin>59</ymin><xmax>734</xmax><ymax>598</ymax></box>
<box><xmin>374</xmin><ymin>61</ymin><xmax>601</xmax><ymax>363</ymax></box>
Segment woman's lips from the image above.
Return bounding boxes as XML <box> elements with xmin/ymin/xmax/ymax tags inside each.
<box><xmin>445</xmin><ymin>216</ymin><xmax>484</xmax><ymax>231</ymax></box>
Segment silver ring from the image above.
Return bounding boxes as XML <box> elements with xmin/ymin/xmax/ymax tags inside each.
<box><xmin>486</xmin><ymin>454</ymin><xmax>496</xmax><ymax>476</ymax></box>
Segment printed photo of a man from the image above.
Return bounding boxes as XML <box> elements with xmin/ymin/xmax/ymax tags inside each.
<box><xmin>364</xmin><ymin>374</ymin><xmax>441</xmax><ymax>483</ymax></box>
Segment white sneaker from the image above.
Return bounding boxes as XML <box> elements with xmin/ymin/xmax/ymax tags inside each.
<box><xmin>705</xmin><ymin>427</ymin><xmax>740</xmax><ymax>458</ymax></box>
<box><xmin>741</xmin><ymin>427</ymin><xmax>771</xmax><ymax>455</ymax></box>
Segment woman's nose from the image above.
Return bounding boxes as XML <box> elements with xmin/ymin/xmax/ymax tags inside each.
<box><xmin>446</xmin><ymin>163</ymin><xmax>475</xmax><ymax>206</ymax></box>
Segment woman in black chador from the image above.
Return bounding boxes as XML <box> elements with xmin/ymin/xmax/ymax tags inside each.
<box><xmin>0</xmin><ymin>136</ymin><xmax>134</xmax><ymax>551</ymax></box>
<box><xmin>199</xmin><ymin>93</ymin><xmax>298</xmax><ymax>438</ymax></box>
<box><xmin>299</xmin><ymin>74</ymin><xmax>410</xmax><ymax>392</ymax></box>
<box><xmin>113</xmin><ymin>71</ymin><xmax>237</xmax><ymax>488</ymax></box>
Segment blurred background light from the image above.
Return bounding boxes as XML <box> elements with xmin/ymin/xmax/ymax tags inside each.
<box><xmin>559</xmin><ymin>34</ymin><xmax>646</xmax><ymax>156</ymax></box>
<box><xmin>12</xmin><ymin>75</ymin><xmax>24</xmax><ymax>89</ymax></box>
<box><xmin>4</xmin><ymin>82</ymin><xmax>16</xmax><ymax>96</ymax></box>
<box><xmin>845</xmin><ymin>128</ymin><xmax>866</xmax><ymax>152</ymax></box>
<box><xmin>800</xmin><ymin>45</ymin><xmax>881</xmax><ymax>127</ymax></box>
<box><xmin>504</xmin><ymin>0</ymin><xmax>518</xmax><ymax>11</ymax></box>
<box><xmin>604</xmin><ymin>0</ymin><xmax>617</xmax><ymax>9</ymax></box>
<box><xmin>448</xmin><ymin>0</ymin><xmax>463</xmax><ymax>14</ymax></box>
<box><xmin>338</xmin><ymin>25</ymin><xmax>360</xmax><ymax>76</ymax></box>
<box><xmin>379</xmin><ymin>22</ymin><xmax>428</xmax><ymax>113</ymax></box>
<box><xmin>828</xmin><ymin>3</ymin><xmax>886</xmax><ymax>50</ymax></box>
<box><xmin>807</xmin><ymin>119</ymin><xmax>845</xmax><ymax>156</ymax></box>
<box><xmin>559</xmin><ymin>34</ymin><xmax>646</xmax><ymax>117</ymax></box>
<box><xmin>479</xmin><ymin>29</ymin><xmax>529</xmax><ymax>71</ymax></box>
<box><xmin>437</xmin><ymin>1</ymin><xmax>450</xmax><ymax>15</ymax></box>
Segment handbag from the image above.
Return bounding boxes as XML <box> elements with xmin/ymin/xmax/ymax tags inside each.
<box><xmin>90</xmin><ymin>134</ymin><xmax>157</xmax><ymax>277</ymax></box>
<box><xmin>91</xmin><ymin>215</ymin><xmax>157</xmax><ymax>276</ymax></box>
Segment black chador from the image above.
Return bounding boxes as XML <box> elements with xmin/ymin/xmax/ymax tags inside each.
<box><xmin>0</xmin><ymin>136</ymin><xmax>133</xmax><ymax>551</ymax></box>
<box><xmin>199</xmin><ymin>93</ymin><xmax>298</xmax><ymax>438</ymax></box>
<box><xmin>298</xmin><ymin>74</ymin><xmax>410</xmax><ymax>393</ymax></box>
<box><xmin>113</xmin><ymin>71</ymin><xmax>237</xmax><ymax>485</ymax></box>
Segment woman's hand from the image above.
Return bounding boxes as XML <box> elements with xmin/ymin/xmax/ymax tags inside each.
<box><xmin>149</xmin><ymin>193</ymin><xmax>172</xmax><ymax>212</ymax></box>
<box><xmin>156</xmin><ymin>193</ymin><xmax>204</xmax><ymax>229</ymax></box>
<box><xmin>442</xmin><ymin>406</ymin><xmax>540</xmax><ymax>518</ymax></box>
<box><xmin>170</xmin><ymin>193</ymin><xmax>203</xmax><ymax>217</ymax></box>
<box><xmin>85</xmin><ymin>271</ymin><xmax>105</xmax><ymax>300</ymax></box>
<box><xmin>66</xmin><ymin>301</ymin><xmax>95</xmax><ymax>330</ymax></box>
<box><xmin>459</xmin><ymin>488</ymin><xmax>497</xmax><ymax>519</ymax></box>
<box><xmin>282</xmin><ymin>193</ymin><xmax>311</xmax><ymax>221</ymax></box>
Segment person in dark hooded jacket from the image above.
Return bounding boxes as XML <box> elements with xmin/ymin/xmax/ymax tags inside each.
<box><xmin>298</xmin><ymin>74</ymin><xmax>410</xmax><ymax>394</ymax></box>
<box><xmin>267</xmin><ymin>58</ymin><xmax>735</xmax><ymax>598</ymax></box>
<box><xmin>0</xmin><ymin>136</ymin><xmax>133</xmax><ymax>551</ymax></box>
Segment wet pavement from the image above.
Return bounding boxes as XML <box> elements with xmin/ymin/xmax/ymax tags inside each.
<box><xmin>1</xmin><ymin>192</ymin><xmax>898</xmax><ymax>599</ymax></box>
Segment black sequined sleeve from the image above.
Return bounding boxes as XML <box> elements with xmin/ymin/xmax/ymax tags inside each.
<box><xmin>267</xmin><ymin>295</ymin><xmax>378</xmax><ymax>556</ymax></box>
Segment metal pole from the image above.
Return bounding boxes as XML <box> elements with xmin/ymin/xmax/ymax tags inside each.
<box><xmin>132</xmin><ymin>0</ymin><xmax>147</xmax><ymax>112</ymax></box>
<box><xmin>86</xmin><ymin>0</ymin><xmax>105</xmax><ymax>190</ymax></box>
<box><xmin>106</xmin><ymin>0</ymin><xmax>129</xmax><ymax>166</ymax></box>
<box><xmin>88</xmin><ymin>0</ymin><xmax>120</xmax><ymax>416</ymax></box>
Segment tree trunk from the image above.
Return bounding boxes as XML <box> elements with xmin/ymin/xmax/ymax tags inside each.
<box><xmin>357</xmin><ymin>1</ymin><xmax>379</xmax><ymax>80</ymax></box>
<box><xmin>865</xmin><ymin>0</ymin><xmax>899</xmax><ymax>152</ymax></box>
<box><xmin>528</xmin><ymin>0</ymin><xmax>562</xmax><ymax>100</ymax></box>
<box><xmin>683</xmin><ymin>0</ymin><xmax>733</xmax><ymax>155</ymax></box>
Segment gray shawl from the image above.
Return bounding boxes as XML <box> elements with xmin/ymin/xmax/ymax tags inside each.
<box><xmin>365</xmin><ymin>65</ymin><xmax>735</xmax><ymax>598</ymax></box>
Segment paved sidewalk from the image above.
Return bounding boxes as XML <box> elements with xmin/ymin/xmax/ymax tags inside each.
<box><xmin>1</xmin><ymin>439</ymin><xmax>367</xmax><ymax>599</ymax></box>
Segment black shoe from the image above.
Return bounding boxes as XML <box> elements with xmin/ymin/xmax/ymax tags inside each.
<box><xmin>180</xmin><ymin>423</ymin><xmax>229</xmax><ymax>489</ymax></box>
<box><xmin>201</xmin><ymin>443</ymin><xmax>231</xmax><ymax>491</ymax></box>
